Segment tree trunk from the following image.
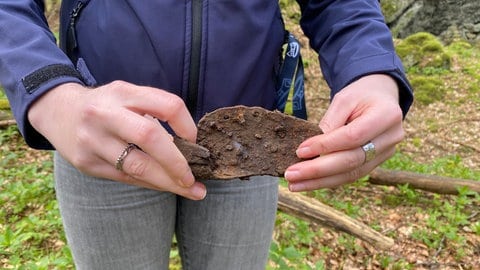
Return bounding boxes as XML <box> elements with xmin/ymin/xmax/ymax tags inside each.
<box><xmin>277</xmin><ymin>186</ymin><xmax>394</xmax><ymax>250</ymax></box>
<box><xmin>369</xmin><ymin>168</ymin><xmax>480</xmax><ymax>194</ymax></box>
<box><xmin>0</xmin><ymin>119</ymin><xmax>16</xmax><ymax>128</ymax></box>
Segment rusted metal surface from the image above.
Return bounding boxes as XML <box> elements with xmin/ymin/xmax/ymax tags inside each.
<box><xmin>175</xmin><ymin>106</ymin><xmax>322</xmax><ymax>179</ymax></box>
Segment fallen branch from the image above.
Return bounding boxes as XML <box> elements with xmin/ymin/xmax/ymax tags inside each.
<box><xmin>0</xmin><ymin>119</ymin><xmax>16</xmax><ymax>128</ymax></box>
<box><xmin>369</xmin><ymin>168</ymin><xmax>480</xmax><ymax>195</ymax></box>
<box><xmin>277</xmin><ymin>186</ymin><xmax>394</xmax><ymax>250</ymax></box>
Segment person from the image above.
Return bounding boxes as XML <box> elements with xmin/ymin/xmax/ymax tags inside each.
<box><xmin>0</xmin><ymin>0</ymin><xmax>413</xmax><ymax>269</ymax></box>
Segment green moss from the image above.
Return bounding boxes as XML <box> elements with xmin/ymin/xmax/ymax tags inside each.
<box><xmin>0</xmin><ymin>99</ymin><xmax>10</xmax><ymax>110</ymax></box>
<box><xmin>396</xmin><ymin>32</ymin><xmax>451</xmax><ymax>71</ymax></box>
<box><xmin>404</xmin><ymin>32</ymin><xmax>435</xmax><ymax>44</ymax></box>
<box><xmin>381</xmin><ymin>2</ymin><xmax>397</xmax><ymax>21</ymax></box>
<box><xmin>447</xmin><ymin>41</ymin><xmax>473</xmax><ymax>55</ymax></box>
<box><xmin>431</xmin><ymin>53</ymin><xmax>452</xmax><ymax>69</ymax></box>
<box><xmin>421</xmin><ymin>40</ymin><xmax>444</xmax><ymax>53</ymax></box>
<box><xmin>409</xmin><ymin>75</ymin><xmax>446</xmax><ymax>106</ymax></box>
<box><xmin>279</xmin><ymin>0</ymin><xmax>301</xmax><ymax>22</ymax></box>
<box><xmin>411</xmin><ymin>137</ymin><xmax>422</xmax><ymax>148</ymax></box>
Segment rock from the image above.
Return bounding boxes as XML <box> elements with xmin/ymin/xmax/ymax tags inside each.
<box><xmin>381</xmin><ymin>0</ymin><xmax>480</xmax><ymax>43</ymax></box>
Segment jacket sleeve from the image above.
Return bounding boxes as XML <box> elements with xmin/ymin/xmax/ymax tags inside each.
<box><xmin>297</xmin><ymin>0</ymin><xmax>413</xmax><ymax>116</ymax></box>
<box><xmin>0</xmin><ymin>0</ymin><xmax>85</xmax><ymax>149</ymax></box>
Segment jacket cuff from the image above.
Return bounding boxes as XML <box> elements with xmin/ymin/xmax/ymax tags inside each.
<box><xmin>19</xmin><ymin>68</ymin><xmax>85</xmax><ymax>149</ymax></box>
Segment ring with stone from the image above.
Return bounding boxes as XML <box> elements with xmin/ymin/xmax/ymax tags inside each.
<box><xmin>361</xmin><ymin>141</ymin><xmax>376</xmax><ymax>164</ymax></box>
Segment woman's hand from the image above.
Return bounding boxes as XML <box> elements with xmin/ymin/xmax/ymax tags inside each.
<box><xmin>28</xmin><ymin>81</ymin><xmax>206</xmax><ymax>200</ymax></box>
<box><xmin>285</xmin><ymin>74</ymin><xmax>405</xmax><ymax>191</ymax></box>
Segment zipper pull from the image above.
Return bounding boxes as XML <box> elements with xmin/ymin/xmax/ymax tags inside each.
<box><xmin>67</xmin><ymin>1</ymin><xmax>85</xmax><ymax>55</ymax></box>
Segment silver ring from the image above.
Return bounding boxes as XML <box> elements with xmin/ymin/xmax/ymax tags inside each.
<box><xmin>361</xmin><ymin>141</ymin><xmax>376</xmax><ymax>164</ymax></box>
<box><xmin>115</xmin><ymin>143</ymin><xmax>139</xmax><ymax>171</ymax></box>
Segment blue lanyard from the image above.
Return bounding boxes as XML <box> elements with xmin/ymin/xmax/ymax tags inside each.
<box><xmin>275</xmin><ymin>33</ymin><xmax>307</xmax><ymax>120</ymax></box>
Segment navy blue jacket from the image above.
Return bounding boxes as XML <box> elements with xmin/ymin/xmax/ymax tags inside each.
<box><xmin>0</xmin><ymin>0</ymin><xmax>413</xmax><ymax>149</ymax></box>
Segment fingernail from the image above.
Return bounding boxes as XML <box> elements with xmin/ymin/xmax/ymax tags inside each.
<box><xmin>192</xmin><ymin>185</ymin><xmax>207</xmax><ymax>200</ymax></box>
<box><xmin>284</xmin><ymin>170</ymin><xmax>301</xmax><ymax>181</ymax></box>
<box><xmin>296</xmin><ymin>147</ymin><xmax>311</xmax><ymax>157</ymax></box>
<box><xmin>288</xmin><ymin>183</ymin><xmax>304</xmax><ymax>192</ymax></box>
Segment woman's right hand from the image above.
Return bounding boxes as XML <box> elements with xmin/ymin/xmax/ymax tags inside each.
<box><xmin>28</xmin><ymin>81</ymin><xmax>206</xmax><ymax>200</ymax></box>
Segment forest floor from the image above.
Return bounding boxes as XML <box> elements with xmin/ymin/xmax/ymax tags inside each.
<box><xmin>274</xmin><ymin>3</ymin><xmax>480</xmax><ymax>269</ymax></box>
<box><xmin>1</xmin><ymin>2</ymin><xmax>479</xmax><ymax>269</ymax></box>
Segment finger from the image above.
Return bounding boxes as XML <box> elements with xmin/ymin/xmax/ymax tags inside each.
<box><xmin>91</xmin><ymin>139</ymin><xmax>206</xmax><ymax>200</ymax></box>
<box><xmin>105</xmin><ymin>81</ymin><xmax>197</xmax><ymax>142</ymax></box>
<box><xmin>317</xmin><ymin>91</ymin><xmax>356</xmax><ymax>134</ymax></box>
<box><xmin>115</xmin><ymin>146</ymin><xmax>207</xmax><ymax>200</ymax></box>
<box><xmin>64</xmin><ymin>135</ymin><xmax>168</xmax><ymax>192</ymax></box>
<box><xmin>98</xmin><ymin>110</ymin><xmax>196</xmax><ymax>188</ymax></box>
<box><xmin>88</xmin><ymin>161</ymin><xmax>207</xmax><ymax>200</ymax></box>
<box><xmin>77</xmin><ymin>88</ymin><xmax>196</xmax><ymax>188</ymax></box>
<box><xmin>286</xmin><ymin>123</ymin><xmax>404</xmax><ymax>182</ymax></box>
<box><xmin>287</xmin><ymin>146</ymin><xmax>396</xmax><ymax>192</ymax></box>
<box><xmin>286</xmin><ymin>143</ymin><xmax>395</xmax><ymax>184</ymax></box>
<box><xmin>285</xmin><ymin>147</ymin><xmax>367</xmax><ymax>183</ymax></box>
<box><xmin>296</xmin><ymin>104</ymin><xmax>402</xmax><ymax>159</ymax></box>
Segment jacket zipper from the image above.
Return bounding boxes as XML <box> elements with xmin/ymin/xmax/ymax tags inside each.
<box><xmin>67</xmin><ymin>1</ymin><xmax>87</xmax><ymax>56</ymax></box>
<box><xmin>187</xmin><ymin>0</ymin><xmax>203</xmax><ymax>118</ymax></box>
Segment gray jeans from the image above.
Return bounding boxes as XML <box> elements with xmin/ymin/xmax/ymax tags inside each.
<box><xmin>54</xmin><ymin>153</ymin><xmax>279</xmax><ymax>270</ymax></box>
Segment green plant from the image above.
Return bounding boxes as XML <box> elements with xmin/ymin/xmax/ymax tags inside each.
<box><xmin>397</xmin><ymin>184</ymin><xmax>420</xmax><ymax>203</ymax></box>
<box><xmin>331</xmin><ymin>200</ymin><xmax>361</xmax><ymax>217</ymax></box>
<box><xmin>0</xmin><ymin>127</ymin><xmax>72</xmax><ymax>268</ymax></box>
<box><xmin>269</xmin><ymin>212</ymin><xmax>325</xmax><ymax>269</ymax></box>
<box><xmin>383</xmin><ymin>153</ymin><xmax>480</xmax><ymax>181</ymax></box>
<box><xmin>410</xmin><ymin>189</ymin><xmax>476</xmax><ymax>258</ymax></box>
<box><xmin>377</xmin><ymin>255</ymin><xmax>412</xmax><ymax>270</ymax></box>
<box><xmin>472</xmin><ymin>222</ymin><xmax>480</xmax><ymax>235</ymax></box>
<box><xmin>269</xmin><ymin>242</ymin><xmax>304</xmax><ymax>270</ymax></box>
<box><xmin>0</xmin><ymin>125</ymin><xmax>19</xmax><ymax>145</ymax></box>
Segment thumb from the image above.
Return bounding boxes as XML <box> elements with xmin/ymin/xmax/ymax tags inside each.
<box><xmin>318</xmin><ymin>93</ymin><xmax>353</xmax><ymax>134</ymax></box>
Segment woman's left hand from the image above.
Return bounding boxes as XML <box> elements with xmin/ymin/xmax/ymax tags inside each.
<box><xmin>284</xmin><ymin>74</ymin><xmax>405</xmax><ymax>191</ymax></box>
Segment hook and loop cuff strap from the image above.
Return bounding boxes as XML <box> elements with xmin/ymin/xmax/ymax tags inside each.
<box><xmin>22</xmin><ymin>64</ymin><xmax>84</xmax><ymax>94</ymax></box>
